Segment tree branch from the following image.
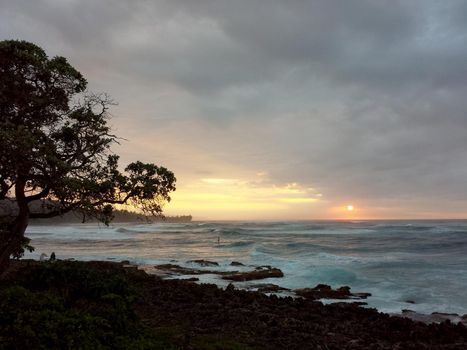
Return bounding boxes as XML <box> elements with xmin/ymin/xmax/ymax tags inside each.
<box><xmin>0</xmin><ymin>179</ymin><xmax>12</xmax><ymax>200</ymax></box>
<box><xmin>25</xmin><ymin>186</ymin><xmax>50</xmax><ymax>203</ymax></box>
<box><xmin>98</xmin><ymin>193</ymin><xmax>132</xmax><ymax>205</ymax></box>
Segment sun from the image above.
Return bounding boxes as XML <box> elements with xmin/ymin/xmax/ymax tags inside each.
<box><xmin>346</xmin><ymin>205</ymin><xmax>354</xmax><ymax>211</ymax></box>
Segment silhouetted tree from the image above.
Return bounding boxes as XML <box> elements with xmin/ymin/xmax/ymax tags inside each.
<box><xmin>0</xmin><ymin>40</ymin><xmax>176</xmax><ymax>271</ymax></box>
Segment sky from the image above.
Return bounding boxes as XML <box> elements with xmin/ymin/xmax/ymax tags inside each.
<box><xmin>1</xmin><ymin>0</ymin><xmax>467</xmax><ymax>220</ymax></box>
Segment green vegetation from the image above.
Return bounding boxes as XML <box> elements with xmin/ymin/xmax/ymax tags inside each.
<box><xmin>0</xmin><ymin>261</ymin><xmax>175</xmax><ymax>349</ymax></box>
<box><xmin>0</xmin><ymin>261</ymin><xmax>257</xmax><ymax>350</ymax></box>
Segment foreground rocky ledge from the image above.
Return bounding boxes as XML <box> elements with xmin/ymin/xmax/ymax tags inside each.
<box><xmin>3</xmin><ymin>260</ymin><xmax>467</xmax><ymax>349</ymax></box>
<box><xmin>153</xmin><ymin>261</ymin><xmax>369</xmax><ymax>301</ymax></box>
<box><xmin>151</xmin><ymin>260</ymin><xmax>467</xmax><ymax>325</ymax></box>
<box><xmin>153</xmin><ymin>262</ymin><xmax>284</xmax><ymax>281</ymax></box>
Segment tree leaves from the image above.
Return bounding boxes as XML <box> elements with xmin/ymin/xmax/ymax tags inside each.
<box><xmin>0</xmin><ymin>40</ymin><xmax>176</xmax><ymax>229</ymax></box>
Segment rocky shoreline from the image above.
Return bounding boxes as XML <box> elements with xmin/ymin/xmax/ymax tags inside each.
<box><xmin>2</xmin><ymin>259</ymin><xmax>467</xmax><ymax>349</ymax></box>
<box><xmin>146</xmin><ymin>258</ymin><xmax>467</xmax><ymax>327</ymax></box>
<box><xmin>112</xmin><ymin>260</ymin><xmax>467</xmax><ymax>349</ymax></box>
<box><xmin>151</xmin><ymin>261</ymin><xmax>370</xmax><ymax>300</ymax></box>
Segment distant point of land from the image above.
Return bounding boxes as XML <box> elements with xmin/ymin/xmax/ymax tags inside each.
<box><xmin>30</xmin><ymin>209</ymin><xmax>192</xmax><ymax>224</ymax></box>
<box><xmin>0</xmin><ymin>199</ymin><xmax>191</xmax><ymax>224</ymax></box>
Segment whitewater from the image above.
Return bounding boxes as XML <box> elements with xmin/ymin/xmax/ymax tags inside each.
<box><xmin>25</xmin><ymin>220</ymin><xmax>467</xmax><ymax>315</ymax></box>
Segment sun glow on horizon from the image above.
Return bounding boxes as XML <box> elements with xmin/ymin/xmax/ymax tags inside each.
<box><xmin>346</xmin><ymin>205</ymin><xmax>354</xmax><ymax>211</ymax></box>
<box><xmin>164</xmin><ymin>174</ymin><xmax>323</xmax><ymax>220</ymax></box>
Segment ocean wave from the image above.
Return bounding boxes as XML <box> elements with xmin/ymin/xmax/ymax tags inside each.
<box><xmin>313</xmin><ymin>252</ymin><xmax>368</xmax><ymax>264</ymax></box>
<box><xmin>24</xmin><ymin>220</ymin><xmax>467</xmax><ymax>315</ymax></box>
<box><xmin>307</xmin><ymin>268</ymin><xmax>358</xmax><ymax>285</ymax></box>
<box><xmin>216</xmin><ymin>228</ymin><xmax>252</xmax><ymax>236</ymax></box>
<box><xmin>219</xmin><ymin>241</ymin><xmax>255</xmax><ymax>248</ymax></box>
<box><xmin>115</xmin><ymin>227</ymin><xmax>139</xmax><ymax>234</ymax></box>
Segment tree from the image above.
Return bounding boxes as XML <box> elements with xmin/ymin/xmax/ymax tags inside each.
<box><xmin>0</xmin><ymin>40</ymin><xmax>176</xmax><ymax>271</ymax></box>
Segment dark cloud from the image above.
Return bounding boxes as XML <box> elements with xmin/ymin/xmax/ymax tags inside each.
<box><xmin>2</xmin><ymin>0</ymin><xmax>467</xmax><ymax>217</ymax></box>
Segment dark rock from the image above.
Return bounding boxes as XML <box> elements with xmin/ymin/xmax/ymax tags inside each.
<box><xmin>331</xmin><ymin>301</ymin><xmax>368</xmax><ymax>307</ymax></box>
<box><xmin>353</xmin><ymin>292</ymin><xmax>372</xmax><ymax>298</ymax></box>
<box><xmin>187</xmin><ymin>259</ymin><xmax>219</xmax><ymax>267</ymax></box>
<box><xmin>248</xmin><ymin>283</ymin><xmax>290</xmax><ymax>293</ymax></box>
<box><xmin>405</xmin><ymin>300</ymin><xmax>416</xmax><ymax>304</ymax></box>
<box><xmin>222</xmin><ymin>267</ymin><xmax>284</xmax><ymax>281</ymax></box>
<box><xmin>123</xmin><ymin>264</ymin><xmax>138</xmax><ymax>271</ymax></box>
<box><xmin>154</xmin><ymin>264</ymin><xmax>237</xmax><ymax>276</ymax></box>
<box><xmin>230</xmin><ymin>261</ymin><xmax>245</xmax><ymax>266</ymax></box>
<box><xmin>155</xmin><ymin>264</ymin><xmax>202</xmax><ymax>275</ymax></box>
<box><xmin>295</xmin><ymin>284</ymin><xmax>371</xmax><ymax>300</ymax></box>
<box><xmin>225</xmin><ymin>283</ymin><xmax>235</xmax><ymax>292</ymax></box>
<box><xmin>337</xmin><ymin>286</ymin><xmax>350</xmax><ymax>294</ymax></box>
<box><xmin>316</xmin><ymin>283</ymin><xmax>332</xmax><ymax>290</ymax></box>
<box><xmin>402</xmin><ymin>309</ymin><xmax>416</xmax><ymax>314</ymax></box>
<box><xmin>180</xmin><ymin>277</ymin><xmax>199</xmax><ymax>282</ymax></box>
<box><xmin>121</xmin><ymin>260</ymin><xmax>130</xmax><ymax>265</ymax></box>
<box><xmin>399</xmin><ymin>310</ymin><xmax>467</xmax><ymax>325</ymax></box>
<box><xmin>431</xmin><ymin>312</ymin><xmax>460</xmax><ymax>317</ymax></box>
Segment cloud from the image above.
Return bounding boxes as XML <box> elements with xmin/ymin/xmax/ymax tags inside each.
<box><xmin>165</xmin><ymin>174</ymin><xmax>322</xmax><ymax>219</ymax></box>
<box><xmin>2</xmin><ymin>0</ymin><xmax>467</xmax><ymax>218</ymax></box>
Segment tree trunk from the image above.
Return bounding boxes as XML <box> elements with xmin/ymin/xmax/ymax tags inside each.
<box><xmin>0</xmin><ymin>180</ymin><xmax>29</xmax><ymax>274</ymax></box>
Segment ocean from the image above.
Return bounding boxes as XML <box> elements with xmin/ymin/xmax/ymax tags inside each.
<box><xmin>25</xmin><ymin>220</ymin><xmax>467</xmax><ymax>315</ymax></box>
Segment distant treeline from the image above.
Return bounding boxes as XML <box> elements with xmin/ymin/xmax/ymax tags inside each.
<box><xmin>0</xmin><ymin>200</ymin><xmax>191</xmax><ymax>224</ymax></box>
<box><xmin>29</xmin><ymin>209</ymin><xmax>192</xmax><ymax>224</ymax></box>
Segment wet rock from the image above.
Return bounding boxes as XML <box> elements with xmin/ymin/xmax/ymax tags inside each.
<box><xmin>402</xmin><ymin>309</ymin><xmax>416</xmax><ymax>314</ymax></box>
<box><xmin>187</xmin><ymin>259</ymin><xmax>219</xmax><ymax>267</ymax></box>
<box><xmin>405</xmin><ymin>300</ymin><xmax>416</xmax><ymax>304</ymax></box>
<box><xmin>154</xmin><ymin>263</ymin><xmax>286</xmax><ymax>283</ymax></box>
<box><xmin>122</xmin><ymin>264</ymin><xmax>139</xmax><ymax>271</ymax></box>
<box><xmin>337</xmin><ymin>285</ymin><xmax>350</xmax><ymax>294</ymax></box>
<box><xmin>222</xmin><ymin>267</ymin><xmax>284</xmax><ymax>281</ymax></box>
<box><xmin>331</xmin><ymin>301</ymin><xmax>368</xmax><ymax>307</ymax></box>
<box><xmin>230</xmin><ymin>261</ymin><xmax>245</xmax><ymax>266</ymax></box>
<box><xmin>432</xmin><ymin>312</ymin><xmax>460</xmax><ymax>317</ymax></box>
<box><xmin>398</xmin><ymin>310</ymin><xmax>467</xmax><ymax>325</ymax></box>
<box><xmin>247</xmin><ymin>283</ymin><xmax>290</xmax><ymax>293</ymax></box>
<box><xmin>154</xmin><ymin>264</ymin><xmax>237</xmax><ymax>276</ymax></box>
<box><xmin>180</xmin><ymin>277</ymin><xmax>199</xmax><ymax>282</ymax></box>
<box><xmin>225</xmin><ymin>283</ymin><xmax>235</xmax><ymax>292</ymax></box>
<box><xmin>295</xmin><ymin>284</ymin><xmax>371</xmax><ymax>300</ymax></box>
<box><xmin>154</xmin><ymin>264</ymin><xmax>203</xmax><ymax>275</ymax></box>
<box><xmin>353</xmin><ymin>292</ymin><xmax>372</xmax><ymax>298</ymax></box>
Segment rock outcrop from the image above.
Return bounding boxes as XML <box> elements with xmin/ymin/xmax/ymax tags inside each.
<box><xmin>295</xmin><ymin>284</ymin><xmax>371</xmax><ymax>300</ymax></box>
<box><xmin>222</xmin><ymin>266</ymin><xmax>284</xmax><ymax>281</ymax></box>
